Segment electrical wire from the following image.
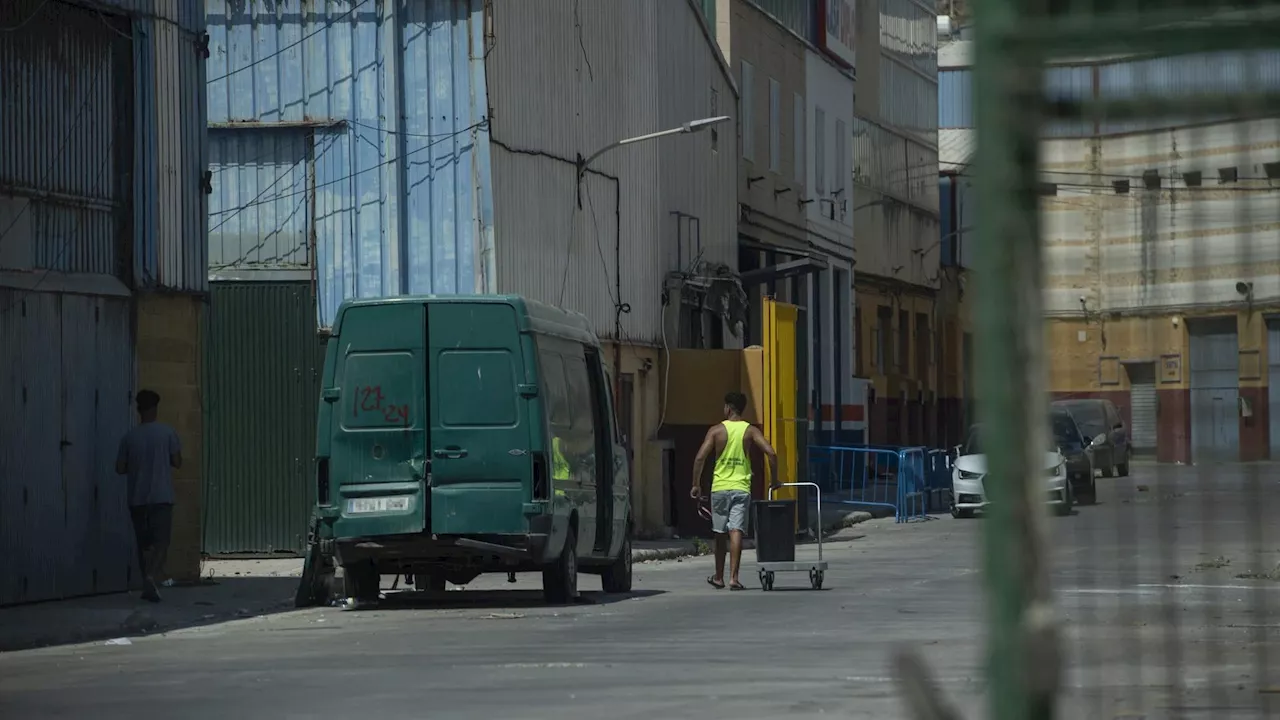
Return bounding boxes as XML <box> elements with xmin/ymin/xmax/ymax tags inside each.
<box><xmin>0</xmin><ymin>0</ymin><xmax>51</xmax><ymax>32</ymax></box>
<box><xmin>0</xmin><ymin>136</ymin><xmax>117</xmax><ymax>316</ymax></box>
<box><xmin>207</xmin><ymin>119</ymin><xmax>486</xmax><ymax>218</ymax></box>
<box><xmin>206</xmin><ymin>0</ymin><xmax>372</xmax><ymax>85</ymax></box>
<box><xmin>0</xmin><ymin>37</ymin><xmax>113</xmax><ymax>251</ymax></box>
<box><xmin>208</xmin><ymin>135</ymin><xmax>339</xmax><ymax>270</ymax></box>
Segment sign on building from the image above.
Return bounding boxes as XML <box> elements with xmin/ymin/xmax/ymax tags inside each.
<box><xmin>819</xmin><ymin>0</ymin><xmax>856</xmax><ymax>69</ymax></box>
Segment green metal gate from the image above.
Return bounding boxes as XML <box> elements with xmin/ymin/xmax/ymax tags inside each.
<box><xmin>203</xmin><ymin>282</ymin><xmax>325</xmax><ymax>555</ymax></box>
<box><xmin>893</xmin><ymin>3</ymin><xmax>1280</xmax><ymax>719</ymax></box>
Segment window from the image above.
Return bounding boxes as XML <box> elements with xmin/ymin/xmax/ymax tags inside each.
<box><xmin>540</xmin><ymin>352</ymin><xmax>571</xmax><ymax>431</ymax></box>
<box><xmin>564</xmin><ymin>354</ymin><xmax>596</xmax><ymax>436</ymax></box>
<box><xmin>768</xmin><ymin>78</ymin><xmax>781</xmax><ymax>172</ymax></box>
<box><xmin>898</xmin><ymin>310</ymin><xmax>910</xmax><ymax>373</ymax></box>
<box><xmin>438</xmin><ymin>351</ymin><xmax>518</xmax><ymax>426</ymax></box>
<box><xmin>793</xmin><ymin>93</ymin><xmax>805</xmax><ymax>185</ymax></box>
<box><xmin>915</xmin><ymin>312</ymin><xmax>930</xmax><ymax>380</ymax></box>
<box><xmin>563</xmin><ymin>353</ymin><xmax>597</xmax><ymax>469</ymax></box>
<box><xmin>834</xmin><ymin>119</ymin><xmax>847</xmax><ymax>201</ymax></box>
<box><xmin>814</xmin><ymin>106</ymin><xmax>826</xmax><ymax>195</ymax></box>
<box><xmin>740</xmin><ymin>60</ymin><xmax>755</xmax><ymax>162</ymax></box>
<box><xmin>875</xmin><ymin>306</ymin><xmax>891</xmax><ymax>371</ymax></box>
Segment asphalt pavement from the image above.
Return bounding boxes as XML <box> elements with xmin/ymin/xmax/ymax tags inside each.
<box><xmin>3</xmin><ymin>462</ymin><xmax>1280</xmax><ymax>719</ymax></box>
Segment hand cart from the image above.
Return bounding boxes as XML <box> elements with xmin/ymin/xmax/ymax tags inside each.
<box><xmin>755</xmin><ymin>482</ymin><xmax>827</xmax><ymax>591</ymax></box>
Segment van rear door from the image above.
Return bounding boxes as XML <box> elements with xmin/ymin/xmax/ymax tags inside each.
<box><xmin>330</xmin><ymin>302</ymin><xmax>427</xmax><ymax>537</ymax></box>
<box><xmin>427</xmin><ymin>302</ymin><xmax>531</xmax><ymax>535</ymax></box>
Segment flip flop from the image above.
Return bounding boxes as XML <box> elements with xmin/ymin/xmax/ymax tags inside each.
<box><xmin>707</xmin><ymin>576</ymin><xmax>725</xmax><ymax>590</ymax></box>
<box><xmin>729</xmin><ymin>582</ymin><xmax>746</xmax><ymax>591</ymax></box>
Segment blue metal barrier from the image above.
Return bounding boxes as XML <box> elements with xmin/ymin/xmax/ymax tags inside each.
<box><xmin>924</xmin><ymin>449</ymin><xmax>954</xmax><ymax>513</ymax></box>
<box><xmin>807</xmin><ymin>445</ymin><xmax>932</xmax><ymax>523</ymax></box>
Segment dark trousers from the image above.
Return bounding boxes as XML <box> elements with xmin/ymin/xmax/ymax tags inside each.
<box><xmin>130</xmin><ymin>503</ymin><xmax>173</xmax><ymax>583</ymax></box>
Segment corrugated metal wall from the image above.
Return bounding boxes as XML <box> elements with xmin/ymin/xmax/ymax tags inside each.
<box><xmin>0</xmin><ymin>0</ymin><xmax>205</xmax><ymax>291</ymax></box>
<box><xmin>0</xmin><ymin>289</ymin><xmax>135</xmax><ymax>606</ymax></box>
<box><xmin>204</xmin><ymin>282</ymin><xmax>323</xmax><ymax>554</ymax></box>
<box><xmin>204</xmin><ymin>0</ymin><xmax>491</xmax><ymax>326</ymax></box>
<box><xmin>208</xmin><ymin>129</ymin><xmax>314</xmax><ymax>272</ymax></box>
<box><xmin>486</xmin><ymin>0</ymin><xmax>737</xmax><ymax>343</ymax></box>
<box><xmin>939</xmin><ymin>50</ymin><xmax>1280</xmax><ymax>136</ymax></box>
<box><xmin>0</xmin><ymin>0</ymin><xmax>132</xmax><ymax>278</ymax></box>
<box><xmin>133</xmin><ymin>10</ymin><xmax>208</xmax><ymax>292</ymax></box>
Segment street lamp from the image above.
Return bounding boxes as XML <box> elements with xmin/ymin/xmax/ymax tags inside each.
<box><xmin>575</xmin><ymin>115</ymin><xmax>731</xmax><ymax>206</ymax></box>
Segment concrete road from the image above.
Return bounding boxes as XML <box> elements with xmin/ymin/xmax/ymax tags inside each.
<box><xmin>2</xmin><ymin>463</ymin><xmax>1280</xmax><ymax>719</ymax></box>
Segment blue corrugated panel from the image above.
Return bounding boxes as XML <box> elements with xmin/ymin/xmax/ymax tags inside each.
<box><xmin>939</xmin><ymin>69</ymin><xmax>972</xmax><ymax>128</ymax></box>
<box><xmin>941</xmin><ymin>51</ymin><xmax>1280</xmax><ymax>136</ymax></box>
<box><xmin>205</xmin><ymin>0</ymin><xmax>491</xmax><ymax>326</ymax></box>
<box><xmin>1097</xmin><ymin>50</ymin><xmax>1280</xmax><ymax>134</ymax></box>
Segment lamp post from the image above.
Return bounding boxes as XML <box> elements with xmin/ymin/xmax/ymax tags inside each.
<box><xmin>571</xmin><ymin>115</ymin><xmax>731</xmax><ymax>415</ymax></box>
<box><xmin>575</xmin><ymin>116</ymin><xmax>730</xmax><ymax>207</ymax></box>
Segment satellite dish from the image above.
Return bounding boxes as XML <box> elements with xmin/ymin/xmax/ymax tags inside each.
<box><xmin>1236</xmin><ymin>281</ymin><xmax>1253</xmax><ymax>296</ymax></box>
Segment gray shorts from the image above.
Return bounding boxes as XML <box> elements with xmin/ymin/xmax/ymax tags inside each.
<box><xmin>710</xmin><ymin>490</ymin><xmax>750</xmax><ymax>534</ymax></box>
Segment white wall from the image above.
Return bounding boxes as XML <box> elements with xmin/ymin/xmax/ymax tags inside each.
<box><xmin>803</xmin><ymin>50</ymin><xmax>855</xmax><ymax>256</ymax></box>
<box><xmin>486</xmin><ymin>0</ymin><xmax>738</xmax><ymax>345</ymax></box>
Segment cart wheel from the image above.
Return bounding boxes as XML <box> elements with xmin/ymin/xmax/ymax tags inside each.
<box><xmin>758</xmin><ymin>569</ymin><xmax>768</xmax><ymax>590</ymax></box>
<box><xmin>811</xmin><ymin>571</ymin><xmax>824</xmax><ymax>590</ymax></box>
<box><xmin>766</xmin><ymin>572</ymin><xmax>776</xmax><ymax>591</ymax></box>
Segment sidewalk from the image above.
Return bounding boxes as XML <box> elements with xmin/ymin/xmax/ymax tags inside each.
<box><xmin>0</xmin><ymin>516</ymin><xmax>881</xmax><ymax>653</ymax></box>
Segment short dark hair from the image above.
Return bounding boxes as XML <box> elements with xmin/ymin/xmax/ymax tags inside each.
<box><xmin>135</xmin><ymin>389</ymin><xmax>161</xmax><ymax>411</ymax></box>
<box><xmin>724</xmin><ymin>391</ymin><xmax>747</xmax><ymax>414</ymax></box>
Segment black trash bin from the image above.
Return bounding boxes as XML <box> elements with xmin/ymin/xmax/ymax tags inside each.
<box><xmin>753</xmin><ymin>499</ymin><xmax>796</xmax><ymax>563</ymax></box>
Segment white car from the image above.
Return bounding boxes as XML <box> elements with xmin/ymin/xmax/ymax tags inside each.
<box><xmin>950</xmin><ymin>411</ymin><xmax>1100</xmax><ymax>519</ymax></box>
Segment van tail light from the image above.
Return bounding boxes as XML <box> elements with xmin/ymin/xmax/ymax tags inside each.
<box><xmin>531</xmin><ymin>451</ymin><xmax>548</xmax><ymax>501</ymax></box>
<box><xmin>317</xmin><ymin>458</ymin><xmax>331</xmax><ymax>505</ymax></box>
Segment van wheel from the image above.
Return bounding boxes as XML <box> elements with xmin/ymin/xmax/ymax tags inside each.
<box><xmin>543</xmin><ymin>530</ymin><xmax>579</xmax><ymax>604</ymax></box>
<box><xmin>601</xmin><ymin>536</ymin><xmax>633</xmax><ymax>593</ymax></box>
<box><xmin>343</xmin><ymin>561</ymin><xmax>380</xmax><ymax>603</ymax></box>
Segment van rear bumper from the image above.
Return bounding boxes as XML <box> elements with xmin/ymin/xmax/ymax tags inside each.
<box><xmin>334</xmin><ymin>532</ymin><xmax>551</xmax><ymax>568</ymax></box>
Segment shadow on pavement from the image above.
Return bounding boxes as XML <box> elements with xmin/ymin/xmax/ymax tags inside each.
<box><xmin>372</xmin><ymin>588</ymin><xmax>664</xmax><ymax>611</ymax></box>
<box><xmin>0</xmin><ymin>577</ymin><xmax>300</xmax><ymax>653</ymax></box>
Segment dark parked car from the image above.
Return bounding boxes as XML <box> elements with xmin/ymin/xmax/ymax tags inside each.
<box><xmin>1051</xmin><ymin>398</ymin><xmax>1131</xmax><ymax>477</ymax></box>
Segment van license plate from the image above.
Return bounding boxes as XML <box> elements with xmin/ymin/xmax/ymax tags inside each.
<box><xmin>346</xmin><ymin>497</ymin><xmax>411</xmax><ymax>514</ymax></box>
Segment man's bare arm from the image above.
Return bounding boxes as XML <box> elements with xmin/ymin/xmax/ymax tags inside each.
<box><xmin>749</xmin><ymin>426</ymin><xmax>780</xmax><ymax>487</ymax></box>
<box><xmin>690</xmin><ymin>426</ymin><xmax>719</xmax><ymax>498</ymax></box>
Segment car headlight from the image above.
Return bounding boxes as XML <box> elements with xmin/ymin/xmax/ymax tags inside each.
<box><xmin>958</xmin><ymin>470</ymin><xmax>982</xmax><ymax>480</ymax></box>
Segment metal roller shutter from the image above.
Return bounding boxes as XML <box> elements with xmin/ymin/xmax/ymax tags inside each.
<box><xmin>1127</xmin><ymin>363</ymin><xmax>1157</xmax><ymax>452</ymax></box>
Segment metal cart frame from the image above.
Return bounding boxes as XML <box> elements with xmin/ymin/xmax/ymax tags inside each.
<box><xmin>757</xmin><ymin>482</ymin><xmax>828</xmax><ymax>590</ymax></box>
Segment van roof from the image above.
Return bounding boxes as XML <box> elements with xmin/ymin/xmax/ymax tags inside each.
<box><xmin>331</xmin><ymin>294</ymin><xmax>599</xmax><ymax>346</ymax></box>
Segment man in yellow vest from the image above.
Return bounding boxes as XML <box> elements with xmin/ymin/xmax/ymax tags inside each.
<box><xmin>690</xmin><ymin>391</ymin><xmax>779</xmax><ymax>591</ymax></box>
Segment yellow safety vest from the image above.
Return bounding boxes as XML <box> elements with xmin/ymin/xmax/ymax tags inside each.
<box><xmin>552</xmin><ymin>436</ymin><xmax>570</xmax><ymax>495</ymax></box>
<box><xmin>711</xmin><ymin>420</ymin><xmax>752</xmax><ymax>493</ymax></box>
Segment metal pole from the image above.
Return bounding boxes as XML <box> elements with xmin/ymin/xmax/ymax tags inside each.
<box><xmin>973</xmin><ymin>0</ymin><xmax>1061</xmax><ymax>718</ymax></box>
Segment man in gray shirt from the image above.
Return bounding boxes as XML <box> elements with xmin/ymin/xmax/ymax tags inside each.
<box><xmin>115</xmin><ymin>389</ymin><xmax>182</xmax><ymax>602</ymax></box>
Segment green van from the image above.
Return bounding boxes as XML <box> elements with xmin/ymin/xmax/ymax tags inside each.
<box><xmin>294</xmin><ymin>295</ymin><xmax>632</xmax><ymax>607</ymax></box>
